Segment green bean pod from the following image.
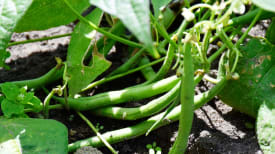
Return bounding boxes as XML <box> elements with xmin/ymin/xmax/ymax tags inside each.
<box><xmin>144</xmin><ymin>43</ymin><xmax>175</xmax><ymax>85</ymax></box>
<box><xmin>0</xmin><ymin>65</ymin><xmax>64</xmax><ymax>89</ymax></box>
<box><xmin>91</xmin><ymin>82</ymin><xmax>180</xmax><ymax>120</ymax></box>
<box><xmin>170</xmin><ymin>42</ymin><xmax>194</xmax><ymax>154</ymax></box>
<box><xmin>68</xmin><ymin>78</ymin><xmax>227</xmax><ymax>152</ymax></box>
<box><xmin>54</xmin><ymin>75</ymin><xmax>180</xmax><ymax>111</ymax></box>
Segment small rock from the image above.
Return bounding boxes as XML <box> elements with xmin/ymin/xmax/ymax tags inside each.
<box><xmin>74</xmin><ymin>146</ymin><xmax>103</xmax><ymax>154</ymax></box>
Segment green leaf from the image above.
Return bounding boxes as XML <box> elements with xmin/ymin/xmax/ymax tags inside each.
<box><xmin>218</xmin><ymin>39</ymin><xmax>275</xmax><ymax>117</ymax></box>
<box><xmin>27</xmin><ymin>96</ymin><xmax>43</xmax><ymax>112</ymax></box>
<box><xmin>0</xmin><ymin>82</ymin><xmax>20</xmax><ymax>101</ymax></box>
<box><xmin>0</xmin><ymin>118</ymin><xmax>68</xmax><ymax>154</ymax></box>
<box><xmin>1</xmin><ymin>99</ymin><xmax>24</xmax><ymax>118</ymax></box>
<box><xmin>89</xmin><ymin>0</ymin><xmax>153</xmax><ymax>49</ymax></box>
<box><xmin>257</xmin><ymin>101</ymin><xmax>275</xmax><ymax>154</ymax></box>
<box><xmin>14</xmin><ymin>0</ymin><xmax>90</xmax><ymax>32</ymax></box>
<box><xmin>0</xmin><ymin>50</ymin><xmax>10</xmax><ymax>69</ymax></box>
<box><xmin>152</xmin><ymin>0</ymin><xmax>172</xmax><ymax>18</ymax></box>
<box><xmin>66</xmin><ymin>8</ymin><xmax>111</xmax><ymax>96</ymax></box>
<box><xmin>252</xmin><ymin>0</ymin><xmax>275</xmax><ymax>13</ymax></box>
<box><xmin>0</xmin><ymin>0</ymin><xmax>33</xmax><ymax>68</ymax></box>
<box><xmin>266</xmin><ymin>17</ymin><xmax>275</xmax><ymax>44</ymax></box>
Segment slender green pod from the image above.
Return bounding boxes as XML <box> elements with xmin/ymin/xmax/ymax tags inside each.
<box><xmin>231</xmin><ymin>9</ymin><xmax>275</xmax><ymax>26</ymax></box>
<box><xmin>91</xmin><ymin>75</ymin><xmax>203</xmax><ymax>121</ymax></box>
<box><xmin>68</xmin><ymin>78</ymin><xmax>227</xmax><ymax>152</ymax></box>
<box><xmin>91</xmin><ymin>82</ymin><xmax>180</xmax><ymax>120</ymax></box>
<box><xmin>170</xmin><ymin>42</ymin><xmax>194</xmax><ymax>154</ymax></box>
<box><xmin>0</xmin><ymin>65</ymin><xmax>64</xmax><ymax>89</ymax></box>
<box><xmin>144</xmin><ymin>44</ymin><xmax>175</xmax><ymax>85</ymax></box>
<box><xmin>54</xmin><ymin>75</ymin><xmax>180</xmax><ymax>111</ymax></box>
<box><xmin>139</xmin><ymin>56</ymin><xmax>156</xmax><ymax>81</ymax></box>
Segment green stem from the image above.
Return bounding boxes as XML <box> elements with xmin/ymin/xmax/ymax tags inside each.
<box><xmin>77</xmin><ymin>111</ymin><xmax>118</xmax><ymax>154</ymax></box>
<box><xmin>68</xmin><ymin>78</ymin><xmax>227</xmax><ymax>152</ymax></box>
<box><xmin>108</xmin><ymin>48</ymin><xmax>145</xmax><ymax>76</ymax></box>
<box><xmin>169</xmin><ymin>42</ymin><xmax>194</xmax><ymax>154</ymax></box>
<box><xmin>150</xmin><ymin>13</ymin><xmax>177</xmax><ymax>47</ymax></box>
<box><xmin>63</xmin><ymin>0</ymin><xmax>142</xmax><ymax>48</ymax></box>
<box><xmin>55</xmin><ymin>75</ymin><xmax>180</xmax><ymax>111</ymax></box>
<box><xmin>8</xmin><ymin>33</ymin><xmax>71</xmax><ymax>47</ymax></box>
<box><xmin>43</xmin><ymin>90</ymin><xmax>54</xmax><ymax>118</ymax></box>
<box><xmin>236</xmin><ymin>9</ymin><xmax>263</xmax><ymax>46</ymax></box>
<box><xmin>217</xmin><ymin>29</ymin><xmax>240</xmax><ymax>73</ymax></box>
<box><xmin>82</xmin><ymin>57</ymin><xmax>165</xmax><ymax>92</ymax></box>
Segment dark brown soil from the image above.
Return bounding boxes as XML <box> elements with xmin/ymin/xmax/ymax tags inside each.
<box><xmin>1</xmin><ymin>23</ymin><xmax>264</xmax><ymax>154</ymax></box>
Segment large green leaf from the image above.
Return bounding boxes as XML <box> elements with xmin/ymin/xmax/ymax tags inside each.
<box><xmin>252</xmin><ymin>0</ymin><xmax>275</xmax><ymax>13</ymax></box>
<box><xmin>266</xmin><ymin>17</ymin><xmax>275</xmax><ymax>44</ymax></box>
<box><xmin>257</xmin><ymin>102</ymin><xmax>275</xmax><ymax>154</ymax></box>
<box><xmin>67</xmin><ymin>8</ymin><xmax>111</xmax><ymax>96</ymax></box>
<box><xmin>0</xmin><ymin>0</ymin><xmax>32</xmax><ymax>68</ymax></box>
<box><xmin>89</xmin><ymin>0</ymin><xmax>153</xmax><ymax>49</ymax></box>
<box><xmin>14</xmin><ymin>0</ymin><xmax>90</xmax><ymax>32</ymax></box>
<box><xmin>0</xmin><ymin>118</ymin><xmax>68</xmax><ymax>154</ymax></box>
<box><xmin>152</xmin><ymin>0</ymin><xmax>172</xmax><ymax>18</ymax></box>
<box><xmin>218</xmin><ymin>39</ymin><xmax>275</xmax><ymax>117</ymax></box>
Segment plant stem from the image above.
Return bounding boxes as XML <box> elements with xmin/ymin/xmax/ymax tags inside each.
<box><xmin>77</xmin><ymin>111</ymin><xmax>118</xmax><ymax>154</ymax></box>
<box><xmin>236</xmin><ymin>9</ymin><xmax>263</xmax><ymax>46</ymax></box>
<box><xmin>63</xmin><ymin>0</ymin><xmax>142</xmax><ymax>49</ymax></box>
<box><xmin>108</xmin><ymin>48</ymin><xmax>145</xmax><ymax>76</ymax></box>
<box><xmin>150</xmin><ymin>14</ymin><xmax>177</xmax><ymax>47</ymax></box>
<box><xmin>82</xmin><ymin>57</ymin><xmax>165</xmax><ymax>92</ymax></box>
<box><xmin>43</xmin><ymin>90</ymin><xmax>55</xmax><ymax>118</ymax></box>
<box><xmin>8</xmin><ymin>33</ymin><xmax>71</xmax><ymax>47</ymax></box>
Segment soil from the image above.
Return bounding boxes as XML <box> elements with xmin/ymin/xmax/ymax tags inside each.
<box><xmin>0</xmin><ymin>20</ymin><xmax>268</xmax><ymax>154</ymax></box>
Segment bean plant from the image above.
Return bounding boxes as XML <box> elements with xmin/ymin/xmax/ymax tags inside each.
<box><xmin>0</xmin><ymin>0</ymin><xmax>275</xmax><ymax>153</ymax></box>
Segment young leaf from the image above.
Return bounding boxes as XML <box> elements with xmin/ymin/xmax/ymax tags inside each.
<box><xmin>0</xmin><ymin>0</ymin><xmax>33</xmax><ymax>68</ymax></box>
<box><xmin>66</xmin><ymin>8</ymin><xmax>111</xmax><ymax>96</ymax></box>
<box><xmin>15</xmin><ymin>0</ymin><xmax>90</xmax><ymax>32</ymax></box>
<box><xmin>218</xmin><ymin>39</ymin><xmax>275</xmax><ymax>117</ymax></box>
<box><xmin>252</xmin><ymin>0</ymin><xmax>275</xmax><ymax>13</ymax></box>
<box><xmin>152</xmin><ymin>0</ymin><xmax>172</xmax><ymax>18</ymax></box>
<box><xmin>0</xmin><ymin>118</ymin><xmax>68</xmax><ymax>154</ymax></box>
<box><xmin>0</xmin><ymin>82</ymin><xmax>20</xmax><ymax>101</ymax></box>
<box><xmin>1</xmin><ymin>99</ymin><xmax>24</xmax><ymax>118</ymax></box>
<box><xmin>257</xmin><ymin>101</ymin><xmax>275</xmax><ymax>153</ymax></box>
<box><xmin>89</xmin><ymin>0</ymin><xmax>153</xmax><ymax>51</ymax></box>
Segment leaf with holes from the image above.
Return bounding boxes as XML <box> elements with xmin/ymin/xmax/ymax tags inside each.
<box><xmin>66</xmin><ymin>8</ymin><xmax>111</xmax><ymax>96</ymax></box>
<box><xmin>152</xmin><ymin>0</ymin><xmax>172</xmax><ymax>18</ymax></box>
